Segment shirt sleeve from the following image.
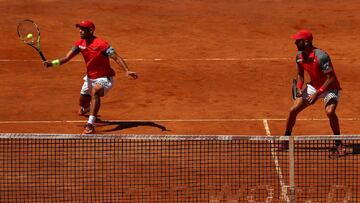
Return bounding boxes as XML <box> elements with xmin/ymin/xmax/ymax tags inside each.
<box><xmin>72</xmin><ymin>40</ymin><xmax>82</xmax><ymax>54</ymax></box>
<box><xmin>71</xmin><ymin>46</ymin><xmax>80</xmax><ymax>54</ymax></box>
<box><xmin>104</xmin><ymin>46</ymin><xmax>116</xmax><ymax>56</ymax></box>
<box><xmin>315</xmin><ymin>49</ymin><xmax>334</xmax><ymax>74</ymax></box>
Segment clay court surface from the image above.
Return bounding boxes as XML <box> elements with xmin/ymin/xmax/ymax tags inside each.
<box><xmin>1</xmin><ymin>0</ymin><xmax>360</xmax><ymax>135</ymax></box>
<box><xmin>2</xmin><ymin>1</ymin><xmax>360</xmax><ymax>202</ymax></box>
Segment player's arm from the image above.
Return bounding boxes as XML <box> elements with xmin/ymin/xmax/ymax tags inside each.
<box><xmin>307</xmin><ymin>52</ymin><xmax>335</xmax><ymax>103</ymax></box>
<box><xmin>107</xmin><ymin>47</ymin><xmax>138</xmax><ymax>79</ymax></box>
<box><xmin>295</xmin><ymin>63</ymin><xmax>305</xmax><ymax>97</ymax></box>
<box><xmin>43</xmin><ymin>47</ymin><xmax>79</xmax><ymax>68</ymax></box>
<box><xmin>306</xmin><ymin>72</ymin><xmax>336</xmax><ymax>104</ymax></box>
<box><xmin>317</xmin><ymin>71</ymin><xmax>336</xmax><ymax>94</ymax></box>
<box><xmin>296</xmin><ymin>65</ymin><xmax>305</xmax><ymax>90</ymax></box>
<box><xmin>294</xmin><ymin>52</ymin><xmax>305</xmax><ymax>95</ymax></box>
<box><xmin>315</xmin><ymin>51</ymin><xmax>336</xmax><ymax>95</ymax></box>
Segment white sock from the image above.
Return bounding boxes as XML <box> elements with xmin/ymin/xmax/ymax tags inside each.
<box><xmin>88</xmin><ymin>115</ymin><xmax>96</xmax><ymax>124</ymax></box>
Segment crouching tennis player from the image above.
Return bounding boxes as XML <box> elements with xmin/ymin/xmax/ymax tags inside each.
<box><xmin>283</xmin><ymin>30</ymin><xmax>345</xmax><ymax>154</ymax></box>
<box><xmin>44</xmin><ymin>20</ymin><xmax>138</xmax><ymax>134</ymax></box>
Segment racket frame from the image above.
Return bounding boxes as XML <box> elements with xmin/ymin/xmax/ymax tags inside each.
<box><xmin>17</xmin><ymin>19</ymin><xmax>46</xmax><ymax>61</ymax></box>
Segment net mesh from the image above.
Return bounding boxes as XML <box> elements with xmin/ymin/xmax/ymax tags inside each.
<box><xmin>17</xmin><ymin>20</ymin><xmax>39</xmax><ymax>45</ymax></box>
<box><xmin>0</xmin><ymin>134</ymin><xmax>359</xmax><ymax>203</ymax></box>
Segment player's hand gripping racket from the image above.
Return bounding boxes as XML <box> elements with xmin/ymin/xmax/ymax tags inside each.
<box><xmin>17</xmin><ymin>19</ymin><xmax>46</xmax><ymax>61</ymax></box>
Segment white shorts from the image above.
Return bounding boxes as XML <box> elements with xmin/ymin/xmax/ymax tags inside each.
<box><xmin>80</xmin><ymin>75</ymin><xmax>114</xmax><ymax>96</ymax></box>
<box><xmin>302</xmin><ymin>84</ymin><xmax>340</xmax><ymax>105</ymax></box>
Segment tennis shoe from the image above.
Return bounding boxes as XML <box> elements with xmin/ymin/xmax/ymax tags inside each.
<box><xmin>82</xmin><ymin>123</ymin><xmax>95</xmax><ymax>134</ymax></box>
<box><xmin>336</xmin><ymin>144</ymin><xmax>349</xmax><ymax>156</ymax></box>
<box><xmin>78</xmin><ymin>107</ymin><xmax>90</xmax><ymax>116</ymax></box>
<box><xmin>279</xmin><ymin>141</ymin><xmax>289</xmax><ymax>151</ymax></box>
<box><xmin>329</xmin><ymin>144</ymin><xmax>350</xmax><ymax>159</ymax></box>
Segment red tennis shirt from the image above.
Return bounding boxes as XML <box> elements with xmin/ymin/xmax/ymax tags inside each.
<box><xmin>74</xmin><ymin>37</ymin><xmax>115</xmax><ymax>79</ymax></box>
<box><xmin>296</xmin><ymin>48</ymin><xmax>341</xmax><ymax>91</ymax></box>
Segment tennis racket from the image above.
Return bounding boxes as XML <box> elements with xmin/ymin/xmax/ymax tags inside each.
<box><xmin>291</xmin><ymin>78</ymin><xmax>299</xmax><ymax>100</ymax></box>
<box><xmin>17</xmin><ymin>19</ymin><xmax>46</xmax><ymax>61</ymax></box>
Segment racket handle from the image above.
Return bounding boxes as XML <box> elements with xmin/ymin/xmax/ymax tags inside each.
<box><xmin>38</xmin><ymin>51</ymin><xmax>46</xmax><ymax>61</ymax></box>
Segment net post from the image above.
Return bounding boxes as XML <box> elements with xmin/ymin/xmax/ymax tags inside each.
<box><xmin>288</xmin><ymin>135</ymin><xmax>296</xmax><ymax>203</ymax></box>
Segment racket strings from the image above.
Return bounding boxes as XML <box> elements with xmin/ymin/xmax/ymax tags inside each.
<box><xmin>17</xmin><ymin>20</ymin><xmax>39</xmax><ymax>45</ymax></box>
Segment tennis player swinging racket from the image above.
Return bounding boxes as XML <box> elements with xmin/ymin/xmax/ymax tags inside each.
<box><xmin>43</xmin><ymin>20</ymin><xmax>138</xmax><ymax>134</ymax></box>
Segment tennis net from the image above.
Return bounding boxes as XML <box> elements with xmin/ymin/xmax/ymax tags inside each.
<box><xmin>0</xmin><ymin>134</ymin><xmax>359</xmax><ymax>203</ymax></box>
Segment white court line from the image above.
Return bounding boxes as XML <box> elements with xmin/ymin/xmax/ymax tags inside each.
<box><xmin>263</xmin><ymin>119</ymin><xmax>290</xmax><ymax>203</ymax></box>
<box><xmin>0</xmin><ymin>117</ymin><xmax>358</xmax><ymax>124</ymax></box>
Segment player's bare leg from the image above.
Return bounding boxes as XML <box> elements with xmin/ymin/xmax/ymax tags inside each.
<box><xmin>326</xmin><ymin>99</ymin><xmax>347</xmax><ymax>157</ymax></box>
<box><xmin>83</xmin><ymin>84</ymin><xmax>104</xmax><ymax>134</ymax></box>
<box><xmin>280</xmin><ymin>98</ymin><xmax>310</xmax><ymax>150</ymax></box>
<box><xmin>90</xmin><ymin>84</ymin><xmax>104</xmax><ymax>117</ymax></box>
<box><xmin>79</xmin><ymin>94</ymin><xmax>91</xmax><ymax>116</ymax></box>
<box><xmin>285</xmin><ymin>98</ymin><xmax>311</xmax><ymax>134</ymax></box>
<box><xmin>325</xmin><ymin>99</ymin><xmax>345</xmax><ymax>157</ymax></box>
<box><xmin>325</xmin><ymin>99</ymin><xmax>340</xmax><ymax>135</ymax></box>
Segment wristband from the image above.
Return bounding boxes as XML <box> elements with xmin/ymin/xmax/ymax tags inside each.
<box><xmin>51</xmin><ymin>59</ymin><xmax>60</xmax><ymax>67</ymax></box>
<box><xmin>317</xmin><ymin>87</ymin><xmax>326</xmax><ymax>94</ymax></box>
<box><xmin>296</xmin><ymin>80</ymin><xmax>303</xmax><ymax>89</ymax></box>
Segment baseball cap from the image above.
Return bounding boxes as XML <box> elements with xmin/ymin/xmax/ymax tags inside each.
<box><xmin>75</xmin><ymin>20</ymin><xmax>95</xmax><ymax>30</ymax></box>
<box><xmin>291</xmin><ymin>29</ymin><xmax>313</xmax><ymax>41</ymax></box>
